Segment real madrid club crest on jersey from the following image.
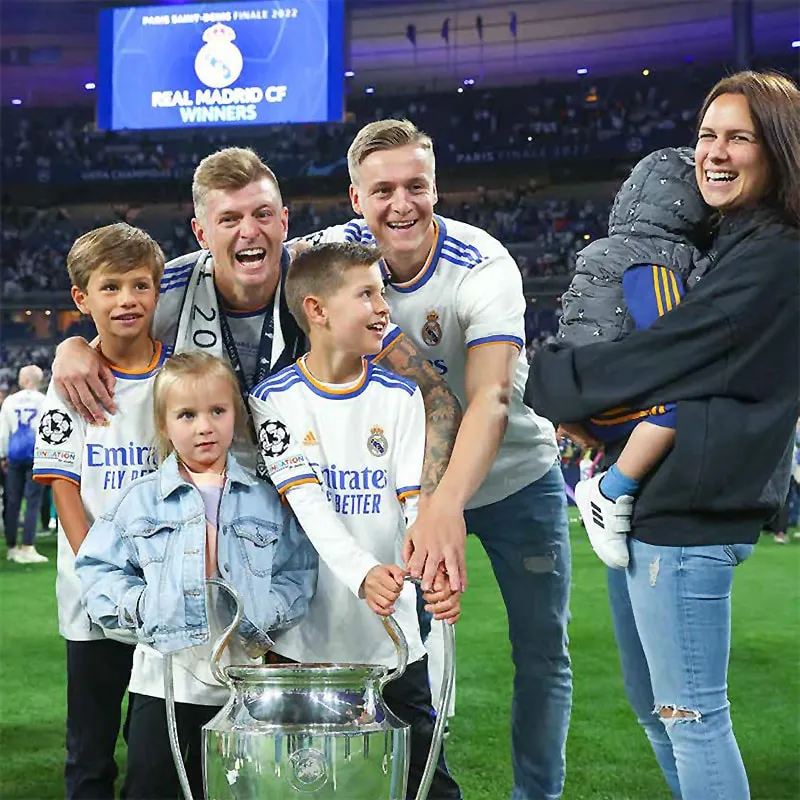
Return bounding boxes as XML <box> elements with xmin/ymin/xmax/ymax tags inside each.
<box><xmin>195</xmin><ymin>23</ymin><xmax>243</xmax><ymax>89</ymax></box>
<box><xmin>421</xmin><ymin>311</ymin><xmax>442</xmax><ymax>347</ymax></box>
<box><xmin>367</xmin><ymin>425</ymin><xmax>388</xmax><ymax>458</ymax></box>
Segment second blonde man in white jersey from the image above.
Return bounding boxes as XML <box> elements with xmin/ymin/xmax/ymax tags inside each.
<box><xmin>297</xmin><ymin>120</ymin><xmax>572</xmax><ymax>800</ymax></box>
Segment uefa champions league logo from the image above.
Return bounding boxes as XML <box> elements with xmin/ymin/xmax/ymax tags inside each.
<box><xmin>194</xmin><ymin>22</ymin><xmax>243</xmax><ymax>89</ymax></box>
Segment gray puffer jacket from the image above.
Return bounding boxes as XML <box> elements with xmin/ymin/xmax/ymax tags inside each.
<box><xmin>558</xmin><ymin>147</ymin><xmax>711</xmax><ymax>347</ymax></box>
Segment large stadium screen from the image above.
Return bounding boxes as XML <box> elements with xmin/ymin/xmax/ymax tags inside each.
<box><xmin>97</xmin><ymin>1</ymin><xmax>344</xmax><ymax>131</ymax></box>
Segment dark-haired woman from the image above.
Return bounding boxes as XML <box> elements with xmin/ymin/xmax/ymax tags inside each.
<box><xmin>526</xmin><ymin>71</ymin><xmax>799</xmax><ymax>799</ymax></box>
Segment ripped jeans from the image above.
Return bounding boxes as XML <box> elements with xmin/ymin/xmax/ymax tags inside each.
<box><xmin>607</xmin><ymin>540</ymin><xmax>754</xmax><ymax>800</ymax></box>
<box><xmin>465</xmin><ymin>463</ymin><xmax>572</xmax><ymax>799</ymax></box>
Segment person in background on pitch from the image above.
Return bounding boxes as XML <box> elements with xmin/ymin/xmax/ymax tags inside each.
<box><xmin>0</xmin><ymin>364</ymin><xmax>48</xmax><ymax>563</ymax></box>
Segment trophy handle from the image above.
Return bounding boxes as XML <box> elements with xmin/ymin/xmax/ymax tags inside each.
<box><xmin>415</xmin><ymin>620</ymin><xmax>456</xmax><ymax>800</ymax></box>
<box><xmin>207</xmin><ymin>576</ymin><xmax>244</xmax><ymax>687</ymax></box>
<box><xmin>378</xmin><ymin>614</ymin><xmax>409</xmax><ymax>692</ymax></box>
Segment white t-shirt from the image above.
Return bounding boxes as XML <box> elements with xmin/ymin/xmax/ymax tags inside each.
<box><xmin>129</xmin><ymin>596</ymin><xmax>258</xmax><ymax>706</ymax></box>
<box><xmin>32</xmin><ymin>343</ymin><xmax>169</xmax><ymax>641</ymax></box>
<box><xmin>0</xmin><ymin>388</ymin><xmax>46</xmax><ymax>461</ymax></box>
<box><xmin>300</xmin><ymin>214</ymin><xmax>558</xmax><ymax>508</ymax></box>
<box><xmin>249</xmin><ymin>357</ymin><xmax>426</xmax><ymax>668</ymax></box>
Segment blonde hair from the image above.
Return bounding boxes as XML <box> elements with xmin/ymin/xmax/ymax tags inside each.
<box><xmin>152</xmin><ymin>352</ymin><xmax>248</xmax><ymax>463</ymax></box>
<box><xmin>285</xmin><ymin>242</ymin><xmax>382</xmax><ymax>334</ymax></box>
<box><xmin>192</xmin><ymin>147</ymin><xmax>282</xmax><ymax>219</ymax></box>
<box><xmin>347</xmin><ymin>119</ymin><xmax>434</xmax><ymax>185</ymax></box>
<box><xmin>66</xmin><ymin>223</ymin><xmax>165</xmax><ymax>292</ymax></box>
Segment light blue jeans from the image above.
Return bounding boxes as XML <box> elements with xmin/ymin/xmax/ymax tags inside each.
<box><xmin>465</xmin><ymin>464</ymin><xmax>572</xmax><ymax>800</ymax></box>
<box><xmin>607</xmin><ymin>539</ymin><xmax>754</xmax><ymax>800</ymax></box>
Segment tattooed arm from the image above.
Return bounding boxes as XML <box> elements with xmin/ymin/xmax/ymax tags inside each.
<box><xmin>374</xmin><ymin>332</ymin><xmax>467</xmax><ymax>591</ymax></box>
<box><xmin>375</xmin><ymin>332</ymin><xmax>462</xmax><ymax>494</ymax></box>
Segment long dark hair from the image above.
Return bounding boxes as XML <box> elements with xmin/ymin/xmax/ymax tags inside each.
<box><xmin>697</xmin><ymin>71</ymin><xmax>800</xmax><ymax>227</ymax></box>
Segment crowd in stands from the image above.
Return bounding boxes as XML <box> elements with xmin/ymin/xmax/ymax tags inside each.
<box><xmin>1</xmin><ymin>188</ymin><xmax>608</xmax><ymax>297</ymax></box>
<box><xmin>5</xmin><ymin>58</ymin><xmax>796</xmax><ymax>181</ymax></box>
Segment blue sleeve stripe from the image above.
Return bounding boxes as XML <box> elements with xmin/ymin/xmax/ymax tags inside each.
<box><xmin>273</xmin><ymin>473</ymin><xmax>319</xmax><ymax>491</ymax></box>
<box><xmin>439</xmin><ymin>252</ymin><xmax>479</xmax><ymax>269</ymax></box>
<box><xmin>32</xmin><ymin>467</ymin><xmax>81</xmax><ymax>485</ymax></box>
<box><xmin>370</xmin><ymin>365</ymin><xmax>416</xmax><ymax>392</ymax></box>
<box><xmin>444</xmin><ymin>236</ymin><xmax>482</xmax><ymax>261</ymax></box>
<box><xmin>159</xmin><ymin>278</ymin><xmax>190</xmax><ymax>295</ymax></box>
<box><xmin>370</xmin><ymin>375</ymin><xmax>416</xmax><ymax>396</ymax></box>
<box><xmin>163</xmin><ymin>262</ymin><xmax>195</xmax><ymax>276</ymax></box>
<box><xmin>467</xmin><ymin>334</ymin><xmax>524</xmax><ymax>350</ymax></box>
<box><xmin>252</xmin><ymin>376</ymin><xmax>302</xmax><ymax>401</ymax></box>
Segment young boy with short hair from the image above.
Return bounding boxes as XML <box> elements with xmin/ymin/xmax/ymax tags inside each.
<box><xmin>33</xmin><ymin>222</ymin><xmax>169</xmax><ymax>799</ymax></box>
<box><xmin>249</xmin><ymin>242</ymin><xmax>461</xmax><ymax>800</ymax></box>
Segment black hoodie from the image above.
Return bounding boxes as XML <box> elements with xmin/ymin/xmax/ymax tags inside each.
<box><xmin>525</xmin><ymin>208</ymin><xmax>800</xmax><ymax>546</ymax></box>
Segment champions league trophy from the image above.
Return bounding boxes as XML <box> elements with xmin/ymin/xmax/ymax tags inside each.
<box><xmin>164</xmin><ymin>578</ymin><xmax>455</xmax><ymax>800</ymax></box>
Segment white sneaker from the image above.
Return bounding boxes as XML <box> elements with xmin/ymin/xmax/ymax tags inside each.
<box><xmin>574</xmin><ymin>473</ymin><xmax>632</xmax><ymax>569</ymax></box>
<box><xmin>14</xmin><ymin>546</ymin><xmax>49</xmax><ymax>564</ymax></box>
<box><xmin>6</xmin><ymin>547</ymin><xmax>21</xmax><ymax>562</ymax></box>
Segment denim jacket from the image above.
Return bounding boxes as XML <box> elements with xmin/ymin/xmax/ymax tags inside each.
<box><xmin>76</xmin><ymin>452</ymin><xmax>318</xmax><ymax>656</ymax></box>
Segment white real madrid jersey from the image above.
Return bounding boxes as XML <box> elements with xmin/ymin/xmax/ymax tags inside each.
<box><xmin>33</xmin><ymin>343</ymin><xmax>169</xmax><ymax>641</ymax></box>
<box><xmin>299</xmin><ymin>214</ymin><xmax>558</xmax><ymax>508</ymax></box>
<box><xmin>249</xmin><ymin>357</ymin><xmax>426</xmax><ymax>668</ymax></box>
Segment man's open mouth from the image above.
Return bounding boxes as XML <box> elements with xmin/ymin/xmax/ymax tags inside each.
<box><xmin>235</xmin><ymin>248</ymin><xmax>267</xmax><ymax>264</ymax></box>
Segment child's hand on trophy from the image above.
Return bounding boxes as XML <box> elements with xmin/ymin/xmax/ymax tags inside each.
<box><xmin>362</xmin><ymin>564</ymin><xmax>406</xmax><ymax>616</ymax></box>
<box><xmin>423</xmin><ymin>568</ymin><xmax>461</xmax><ymax>625</ymax></box>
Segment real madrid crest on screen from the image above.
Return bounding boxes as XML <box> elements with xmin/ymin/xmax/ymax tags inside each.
<box><xmin>258</xmin><ymin>419</ymin><xmax>290</xmax><ymax>458</ymax></box>
<box><xmin>367</xmin><ymin>425</ymin><xmax>388</xmax><ymax>458</ymax></box>
<box><xmin>195</xmin><ymin>23</ymin><xmax>243</xmax><ymax>89</ymax></box>
<box><xmin>38</xmin><ymin>410</ymin><xmax>73</xmax><ymax>445</ymax></box>
<box><xmin>421</xmin><ymin>311</ymin><xmax>442</xmax><ymax>347</ymax></box>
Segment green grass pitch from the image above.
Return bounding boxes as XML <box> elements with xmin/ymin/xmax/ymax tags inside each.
<box><xmin>1</xmin><ymin>511</ymin><xmax>797</xmax><ymax>799</ymax></box>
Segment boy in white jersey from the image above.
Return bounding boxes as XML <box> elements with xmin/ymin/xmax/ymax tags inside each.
<box><xmin>295</xmin><ymin>119</ymin><xmax>572</xmax><ymax>800</ymax></box>
<box><xmin>249</xmin><ymin>242</ymin><xmax>461</xmax><ymax>800</ymax></box>
<box><xmin>33</xmin><ymin>223</ymin><xmax>167</xmax><ymax>800</ymax></box>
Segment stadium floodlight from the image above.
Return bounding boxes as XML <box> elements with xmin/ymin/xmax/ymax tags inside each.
<box><xmin>11</xmin><ymin>98</ymin><xmax>22</xmax><ymax>105</ymax></box>
<box><xmin>792</xmin><ymin>40</ymin><xmax>799</xmax><ymax>48</ymax></box>
<box><xmin>85</xmin><ymin>82</ymin><xmax>96</xmax><ymax>90</ymax></box>
<box><xmin>344</xmin><ymin>70</ymin><xmax>355</xmax><ymax>77</ymax></box>
<box><xmin>576</xmin><ymin>68</ymin><xmax>588</xmax><ymax>75</ymax></box>
<box><xmin>365</xmin><ymin>86</ymin><xmax>375</xmax><ymax>94</ymax></box>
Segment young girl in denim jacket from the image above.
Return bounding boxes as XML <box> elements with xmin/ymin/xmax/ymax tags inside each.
<box><xmin>76</xmin><ymin>352</ymin><xmax>318</xmax><ymax>800</ymax></box>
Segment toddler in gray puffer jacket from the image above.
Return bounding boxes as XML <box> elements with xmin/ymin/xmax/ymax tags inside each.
<box><xmin>556</xmin><ymin>147</ymin><xmax>712</xmax><ymax>569</ymax></box>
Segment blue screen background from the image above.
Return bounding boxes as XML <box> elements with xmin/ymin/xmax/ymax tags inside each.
<box><xmin>98</xmin><ymin>0</ymin><xmax>344</xmax><ymax>131</ymax></box>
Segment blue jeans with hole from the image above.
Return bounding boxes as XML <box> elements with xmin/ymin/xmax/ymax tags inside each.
<box><xmin>607</xmin><ymin>539</ymin><xmax>754</xmax><ymax>800</ymax></box>
<box><xmin>465</xmin><ymin>463</ymin><xmax>572</xmax><ymax>800</ymax></box>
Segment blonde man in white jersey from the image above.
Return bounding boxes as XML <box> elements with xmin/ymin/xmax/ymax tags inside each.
<box><xmin>297</xmin><ymin>119</ymin><xmax>572</xmax><ymax>800</ymax></box>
